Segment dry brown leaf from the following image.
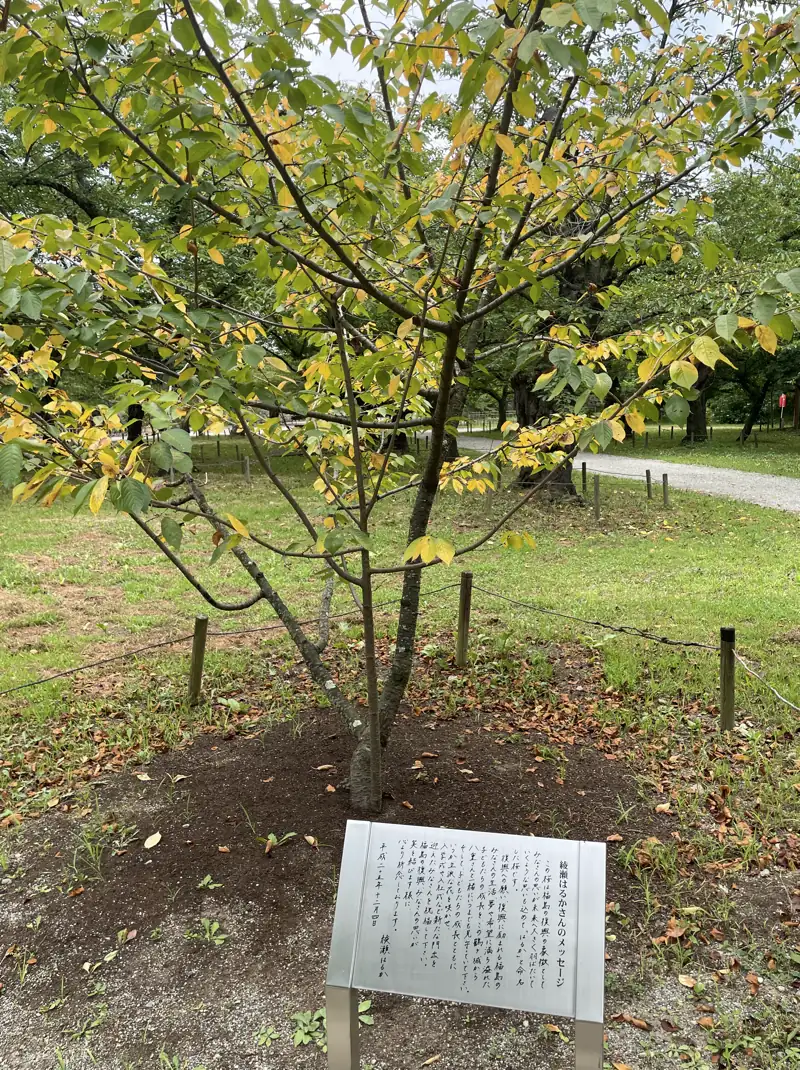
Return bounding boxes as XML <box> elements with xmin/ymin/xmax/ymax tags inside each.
<box><xmin>698</xmin><ymin>1017</ymin><xmax>715</xmax><ymax>1029</ymax></box>
<box><xmin>661</xmin><ymin>1020</ymin><xmax>679</xmax><ymax>1033</ymax></box>
<box><xmin>607</xmin><ymin>833</ymin><xmax>623</xmax><ymax>842</ymax></box>
<box><xmin>421</xmin><ymin>1058</ymin><xmax>441</xmax><ymax>1067</ymax></box>
<box><xmin>628</xmin><ymin>1016</ymin><xmax>651</xmax><ymax>1031</ymax></box>
<box><xmin>218</xmin><ymin>846</ymin><xmax>230</xmax><ymax>854</ymax></box>
<box><xmin>411</xmin><ymin>760</ymin><xmax>424</xmax><ymax>769</ymax></box>
<box><xmin>421</xmin><ymin>752</ymin><xmax>439</xmax><ymax>759</ymax></box>
<box><xmin>678</xmin><ymin>974</ymin><xmax>697</xmax><ymax>988</ymax></box>
<box><xmin>316</xmin><ymin>764</ymin><xmax>334</xmax><ymax>771</ymax></box>
<box><xmin>402</xmin><ymin>801</ymin><xmax>414</xmax><ymax>809</ymax></box>
<box><xmin>143</xmin><ymin>832</ymin><xmax>162</xmax><ymax>850</ymax></box>
<box><xmin>326</xmin><ymin>784</ymin><xmax>336</xmax><ymax>793</ymax></box>
<box><xmin>655</xmin><ymin>802</ymin><xmax>672</xmax><ymax>814</ymax></box>
<box><xmin>613</xmin><ymin>1063</ymin><xmax>633</xmax><ymax>1070</ymax></box>
<box><xmin>304</xmin><ymin>836</ymin><xmax>319</xmax><ymax>849</ymax></box>
<box><xmin>68</xmin><ymin>886</ymin><xmax>84</xmax><ymax>898</ymax></box>
<box><xmin>135</xmin><ymin>773</ymin><xmax>151</xmax><ymax>782</ymax></box>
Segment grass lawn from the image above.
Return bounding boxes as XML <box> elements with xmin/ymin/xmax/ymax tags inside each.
<box><xmin>0</xmin><ymin>436</ymin><xmax>798</xmax><ymax>1070</ymax></box>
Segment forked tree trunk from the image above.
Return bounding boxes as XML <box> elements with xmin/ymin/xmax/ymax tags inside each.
<box><xmin>512</xmin><ymin>372</ymin><xmax>577</xmax><ymax>497</ymax></box>
<box><xmin>739</xmin><ymin>378</ymin><xmax>771</xmax><ymax>442</ymax></box>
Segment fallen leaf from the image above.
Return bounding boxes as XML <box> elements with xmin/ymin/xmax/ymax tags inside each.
<box><xmin>421</xmin><ymin>1058</ymin><xmax>441</xmax><ymax>1067</ymax></box>
<box><xmin>421</xmin><ymin>752</ymin><xmax>438</xmax><ymax>759</ymax></box>
<box><xmin>664</xmin><ymin>917</ymin><xmax>687</xmax><ymax>940</ymax></box>
<box><xmin>698</xmin><ymin>1017</ymin><xmax>715</xmax><ymax>1029</ymax></box>
<box><xmin>678</xmin><ymin>974</ymin><xmax>697</xmax><ymax>988</ymax></box>
<box><xmin>173</xmin><ymin>775</ymin><xmax>188</xmax><ymax>782</ymax></box>
<box><xmin>613</xmin><ymin>1063</ymin><xmax>633</xmax><ymax>1070</ymax></box>
<box><xmin>125</xmin><ymin>930</ymin><xmax>137</xmax><ymax>942</ymax></box>
<box><xmin>304</xmin><ymin>836</ymin><xmax>319</xmax><ymax>849</ymax></box>
<box><xmin>607</xmin><ymin>833</ymin><xmax>623</xmax><ymax>842</ymax></box>
<box><xmin>143</xmin><ymin>832</ymin><xmax>162</xmax><ymax>850</ymax></box>
<box><xmin>412</xmin><ymin>760</ymin><xmax>424</xmax><ymax>769</ymax></box>
<box><xmin>402</xmin><ymin>801</ymin><xmax>414</xmax><ymax>809</ymax></box>
<box><xmin>661</xmin><ymin>1020</ymin><xmax>679</xmax><ymax>1033</ymax></box>
<box><xmin>745</xmin><ymin>971</ymin><xmax>760</xmax><ymax>995</ymax></box>
<box><xmin>135</xmin><ymin>773</ymin><xmax>151</xmax><ymax>782</ymax></box>
<box><xmin>655</xmin><ymin>802</ymin><xmax>672</xmax><ymax>814</ymax></box>
<box><xmin>629</xmin><ymin>1017</ymin><xmax>651</xmax><ymax>1031</ymax></box>
<box><xmin>218</xmin><ymin>846</ymin><xmax>230</xmax><ymax>854</ymax></box>
<box><xmin>68</xmin><ymin>887</ymin><xmax>84</xmax><ymax>898</ymax></box>
<box><xmin>316</xmin><ymin>764</ymin><xmax>334</xmax><ymax>771</ymax></box>
<box><xmin>543</xmin><ymin>1024</ymin><xmax>562</xmax><ymax>1033</ymax></box>
<box><xmin>326</xmin><ymin>784</ymin><xmax>336</xmax><ymax>793</ymax></box>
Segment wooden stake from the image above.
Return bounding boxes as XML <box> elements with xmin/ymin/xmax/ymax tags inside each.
<box><xmin>455</xmin><ymin>571</ymin><xmax>473</xmax><ymax>668</ymax></box>
<box><xmin>593</xmin><ymin>474</ymin><xmax>600</xmax><ymax>521</ymax></box>
<box><xmin>581</xmin><ymin>461</ymin><xmax>587</xmax><ymax>496</ymax></box>
<box><xmin>662</xmin><ymin>472</ymin><xmax>669</xmax><ymax>507</ymax></box>
<box><xmin>188</xmin><ymin>615</ymin><xmax>209</xmax><ymax>706</ymax></box>
<box><xmin>645</xmin><ymin>431</ymin><xmax>650</xmax><ymax>448</ymax></box>
<box><xmin>216</xmin><ymin>438</ymin><xmax>221</xmax><ymax>457</ymax></box>
<box><xmin>646</xmin><ymin>469</ymin><xmax>653</xmax><ymax>499</ymax></box>
<box><xmin>245</xmin><ymin>456</ymin><xmax>251</xmax><ymax>483</ymax></box>
<box><xmin>719</xmin><ymin>627</ymin><xmax>735</xmax><ymax>732</ymax></box>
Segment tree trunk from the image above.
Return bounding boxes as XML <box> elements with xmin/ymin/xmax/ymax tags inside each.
<box><xmin>496</xmin><ymin>389</ymin><xmax>508</xmax><ymax>430</ymax></box>
<box><xmin>739</xmin><ymin>379</ymin><xmax>771</xmax><ymax>442</ymax></box>
<box><xmin>512</xmin><ymin>372</ymin><xmax>577</xmax><ymax>497</ymax></box>
<box><xmin>127</xmin><ymin>404</ymin><xmax>144</xmax><ymax>444</ymax></box>
<box><xmin>683</xmin><ymin>367</ymin><xmax>710</xmax><ymax>442</ymax></box>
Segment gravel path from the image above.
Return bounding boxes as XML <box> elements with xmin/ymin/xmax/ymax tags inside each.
<box><xmin>457</xmin><ymin>435</ymin><xmax>800</xmax><ymax>514</ymax></box>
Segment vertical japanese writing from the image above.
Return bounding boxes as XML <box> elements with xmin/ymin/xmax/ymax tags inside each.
<box><xmin>462</xmin><ymin>847</ymin><xmax>477</xmax><ymax>990</ymax></box>
<box><xmin>556</xmin><ymin>859</ymin><xmax>568</xmax><ymax>988</ymax></box>
<box><xmin>528</xmin><ymin>851</ymin><xmax>541</xmax><ymax>989</ymax></box>
<box><xmin>371</xmin><ymin>841</ymin><xmax>387</xmax><ymax>927</ymax></box>
<box><xmin>539</xmin><ymin>857</ymin><xmax>552</xmax><ymax>988</ymax></box>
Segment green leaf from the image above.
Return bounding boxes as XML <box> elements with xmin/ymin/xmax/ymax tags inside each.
<box><xmin>149</xmin><ymin>441</ymin><xmax>173</xmax><ymax>472</ymax></box>
<box><xmin>541</xmin><ymin>4</ymin><xmax>575</xmax><ymax>27</ymax></box>
<box><xmin>714</xmin><ymin>314</ymin><xmax>739</xmax><ymax>342</ymax></box>
<box><xmin>172</xmin><ymin>18</ymin><xmax>197</xmax><ymax>49</ymax></box>
<box><xmin>161</xmin><ymin>516</ymin><xmax>183</xmax><ymax>551</ymax></box>
<box><xmin>445</xmin><ymin>1</ymin><xmax>475</xmax><ymax>31</ymax></box>
<box><xmin>85</xmin><ymin>36</ymin><xmax>109</xmax><ymax>61</ymax></box>
<box><xmin>0</xmin><ymin>442</ymin><xmax>23</xmax><ymax>488</ymax></box>
<box><xmin>669</xmin><ymin>360</ymin><xmax>698</xmax><ymax>389</ymax></box>
<box><xmin>592</xmin><ymin>372</ymin><xmax>612</xmax><ymax>401</ymax></box>
<box><xmin>664</xmin><ymin>395</ymin><xmax>690</xmax><ymax>425</ymax></box>
<box><xmin>592</xmin><ymin>420</ymin><xmax>613</xmax><ymax>450</ymax></box>
<box><xmin>691</xmin><ymin>336</ymin><xmax>722</xmax><ymax>368</ymax></box>
<box><xmin>512</xmin><ymin>89</ymin><xmax>537</xmax><ymax>120</ymax></box>
<box><xmin>776</xmin><ymin>269</ymin><xmax>800</xmax><ymax>293</ymax></box>
<box><xmin>19</xmin><ymin>291</ymin><xmax>42</xmax><ymax>320</ymax></box>
<box><xmin>0</xmin><ymin>240</ymin><xmax>16</xmax><ymax>274</ymax></box>
<box><xmin>118</xmin><ymin>477</ymin><xmax>151</xmax><ymax>516</ymax></box>
<box><xmin>639</xmin><ymin>0</ymin><xmax>671</xmax><ymax>33</ymax></box>
<box><xmin>160</xmin><ymin>427</ymin><xmax>193</xmax><ymax>454</ymax></box>
<box><xmin>72</xmin><ymin>479</ymin><xmax>98</xmax><ymax>515</ymax></box>
<box><xmin>753</xmin><ymin>294</ymin><xmax>778</xmax><ymax>326</ymax></box>
<box><xmin>129</xmin><ymin>9</ymin><xmax>159</xmax><ymax>33</ymax></box>
<box><xmin>171</xmin><ymin>450</ymin><xmax>193</xmax><ymax>474</ymax></box>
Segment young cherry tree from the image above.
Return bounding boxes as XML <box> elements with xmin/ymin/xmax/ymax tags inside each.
<box><xmin>0</xmin><ymin>0</ymin><xmax>798</xmax><ymax>810</ymax></box>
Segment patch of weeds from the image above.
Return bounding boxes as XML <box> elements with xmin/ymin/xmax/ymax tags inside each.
<box><xmin>196</xmin><ymin>874</ymin><xmax>223</xmax><ymax>890</ymax></box>
<box><xmin>254</xmin><ymin>1025</ymin><xmax>281</xmax><ymax>1049</ymax></box>
<box><xmin>290</xmin><ymin>1001</ymin><xmax>374</xmax><ymax>1052</ymax></box>
<box><xmin>185</xmin><ymin>918</ymin><xmax>229</xmax><ymax>947</ymax></box>
<box><xmin>40</xmin><ymin>978</ymin><xmax>67</xmax><ymax>1016</ymax></box>
<box><xmin>158</xmin><ymin>1052</ymin><xmax>208</xmax><ymax>1070</ymax></box>
<box><xmin>240</xmin><ymin>805</ymin><xmax>296</xmax><ymax>855</ymax></box>
<box><xmin>66</xmin><ymin>1002</ymin><xmax>108</xmax><ymax>1040</ymax></box>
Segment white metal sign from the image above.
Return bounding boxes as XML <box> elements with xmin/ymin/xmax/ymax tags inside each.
<box><xmin>326</xmin><ymin>820</ymin><xmax>606</xmax><ymax>1070</ymax></box>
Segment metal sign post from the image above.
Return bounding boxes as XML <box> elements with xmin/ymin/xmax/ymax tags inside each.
<box><xmin>326</xmin><ymin>821</ymin><xmax>606</xmax><ymax>1070</ymax></box>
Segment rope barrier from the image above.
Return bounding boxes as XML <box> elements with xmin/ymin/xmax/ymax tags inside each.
<box><xmin>733</xmin><ymin>650</ymin><xmax>800</xmax><ymax>713</ymax></box>
<box><xmin>0</xmin><ymin>583</ymin><xmax>462</xmax><ymax>698</ymax></box>
<box><xmin>471</xmin><ymin>584</ymin><xmax>719</xmax><ymax>651</ymax></box>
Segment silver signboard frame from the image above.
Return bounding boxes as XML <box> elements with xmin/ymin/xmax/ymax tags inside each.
<box><xmin>326</xmin><ymin>820</ymin><xmax>606</xmax><ymax>1070</ymax></box>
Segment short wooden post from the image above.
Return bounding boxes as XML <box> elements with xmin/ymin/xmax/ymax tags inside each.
<box><xmin>754</xmin><ymin>433</ymin><xmax>758</xmax><ymax>449</ymax></box>
<box><xmin>593</xmin><ymin>474</ymin><xmax>600</xmax><ymax>522</ymax></box>
<box><xmin>662</xmin><ymin>472</ymin><xmax>669</xmax><ymax>507</ymax></box>
<box><xmin>235</xmin><ymin>443</ymin><xmax>240</xmax><ymax>460</ymax></box>
<box><xmin>719</xmin><ymin>627</ymin><xmax>735</xmax><ymax>732</ymax></box>
<box><xmin>690</xmin><ymin>431</ymin><xmax>695</xmax><ymax>446</ymax></box>
<box><xmin>645</xmin><ymin>469</ymin><xmax>653</xmax><ymax>499</ymax></box>
<box><xmin>216</xmin><ymin>438</ymin><xmax>221</xmax><ymax>457</ymax></box>
<box><xmin>244</xmin><ymin>456</ymin><xmax>251</xmax><ymax>483</ymax></box>
<box><xmin>645</xmin><ymin>431</ymin><xmax>650</xmax><ymax>448</ymax></box>
<box><xmin>581</xmin><ymin>461</ymin><xmax>587</xmax><ymax>496</ymax></box>
<box><xmin>670</xmin><ymin>426</ymin><xmax>674</xmax><ymax>440</ymax></box>
<box><xmin>456</xmin><ymin>571</ymin><xmax>473</xmax><ymax>668</ymax></box>
<box><xmin>709</xmin><ymin>425</ymin><xmax>713</xmax><ymax>441</ymax></box>
<box><xmin>188</xmin><ymin>615</ymin><xmax>209</xmax><ymax>705</ymax></box>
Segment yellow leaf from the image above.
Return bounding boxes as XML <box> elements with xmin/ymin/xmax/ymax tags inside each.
<box><xmin>678</xmin><ymin>974</ymin><xmax>697</xmax><ymax>988</ymax></box>
<box><xmin>89</xmin><ymin>476</ymin><xmax>109</xmax><ymax>516</ymax></box>
<box><xmin>323</xmin><ymin>516</ymin><xmax>335</xmax><ymax>529</ymax></box>
<box><xmin>671</xmin><ymin>244</ymin><xmax>683</xmax><ymax>263</ymax></box>
<box><xmin>495</xmin><ymin>133</ymin><xmax>515</xmax><ymax>155</ymax></box>
<box><xmin>433</xmin><ymin>538</ymin><xmax>455</xmax><ymax>565</ymax></box>
<box><xmin>208</xmin><ymin>247</ymin><xmax>225</xmax><ymax>265</ymax></box>
<box><xmin>637</xmin><ymin>355</ymin><xmax>658</xmax><ymax>382</ymax></box>
<box><xmin>225</xmin><ymin>513</ymin><xmax>250</xmax><ymax>538</ymax></box>
<box><xmin>485</xmin><ymin>65</ymin><xmax>505</xmax><ymax>104</ymax></box>
<box><xmin>755</xmin><ymin>324</ymin><xmax>777</xmax><ymax>354</ymax></box>
<box><xmin>43</xmin><ymin>117</ymin><xmax>57</xmax><ymax>134</ymax></box>
<box><xmin>397</xmin><ymin>318</ymin><xmax>414</xmax><ymax>340</ymax></box>
<box><xmin>737</xmin><ymin>316</ymin><xmax>756</xmax><ymax>329</ymax></box>
<box><xmin>625</xmin><ymin>410</ymin><xmax>646</xmax><ymax>434</ymax></box>
<box><xmin>609</xmin><ymin>419</ymin><xmax>626</xmax><ymax>442</ymax></box>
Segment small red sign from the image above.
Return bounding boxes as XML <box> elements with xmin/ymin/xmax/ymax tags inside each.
<box><xmin>779</xmin><ymin>393</ymin><xmax>787</xmax><ymax>408</ymax></box>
